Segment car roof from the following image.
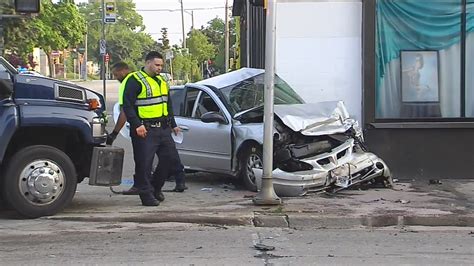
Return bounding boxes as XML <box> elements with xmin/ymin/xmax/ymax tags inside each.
<box><xmin>194</xmin><ymin>67</ymin><xmax>264</xmax><ymax>89</ymax></box>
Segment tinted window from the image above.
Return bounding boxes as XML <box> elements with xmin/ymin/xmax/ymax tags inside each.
<box><xmin>194</xmin><ymin>91</ymin><xmax>221</xmax><ymax>119</ymax></box>
<box><xmin>169</xmin><ymin>88</ymin><xmax>185</xmax><ymax>116</ymax></box>
<box><xmin>184</xmin><ymin>87</ymin><xmax>199</xmax><ymax>118</ymax></box>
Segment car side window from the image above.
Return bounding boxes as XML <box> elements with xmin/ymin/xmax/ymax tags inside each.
<box><xmin>184</xmin><ymin>88</ymin><xmax>200</xmax><ymax>118</ymax></box>
<box><xmin>194</xmin><ymin>91</ymin><xmax>221</xmax><ymax>119</ymax></box>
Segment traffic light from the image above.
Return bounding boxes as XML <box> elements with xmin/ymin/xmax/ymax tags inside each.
<box><xmin>15</xmin><ymin>0</ymin><xmax>40</xmax><ymax>13</ymax></box>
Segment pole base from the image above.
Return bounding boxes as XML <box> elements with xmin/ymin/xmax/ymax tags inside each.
<box><xmin>253</xmin><ymin>178</ymin><xmax>282</xmax><ymax>205</ymax></box>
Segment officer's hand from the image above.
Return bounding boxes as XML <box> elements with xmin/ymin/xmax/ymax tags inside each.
<box><xmin>106</xmin><ymin>131</ymin><xmax>118</xmax><ymax>145</ymax></box>
<box><xmin>172</xmin><ymin>126</ymin><xmax>181</xmax><ymax>135</ymax></box>
<box><xmin>136</xmin><ymin>125</ymin><xmax>147</xmax><ymax>138</ymax></box>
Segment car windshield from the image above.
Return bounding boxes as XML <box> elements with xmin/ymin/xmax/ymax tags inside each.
<box><xmin>220</xmin><ymin>73</ymin><xmax>305</xmax><ymax>115</ymax></box>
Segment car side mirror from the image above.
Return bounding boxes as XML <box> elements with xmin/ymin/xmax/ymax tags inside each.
<box><xmin>201</xmin><ymin>111</ymin><xmax>227</xmax><ymax>124</ymax></box>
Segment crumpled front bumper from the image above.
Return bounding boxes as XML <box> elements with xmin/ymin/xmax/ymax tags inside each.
<box><xmin>254</xmin><ymin>139</ymin><xmax>391</xmax><ymax>197</ymax></box>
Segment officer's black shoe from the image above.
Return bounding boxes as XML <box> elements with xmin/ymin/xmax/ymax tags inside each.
<box><xmin>139</xmin><ymin>194</ymin><xmax>159</xmax><ymax>206</ymax></box>
<box><xmin>173</xmin><ymin>183</ymin><xmax>187</xmax><ymax>192</ymax></box>
<box><xmin>154</xmin><ymin>191</ymin><xmax>165</xmax><ymax>202</ymax></box>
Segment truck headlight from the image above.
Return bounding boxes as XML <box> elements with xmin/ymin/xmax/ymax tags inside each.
<box><xmin>91</xmin><ymin>117</ymin><xmax>106</xmax><ymax>138</ymax></box>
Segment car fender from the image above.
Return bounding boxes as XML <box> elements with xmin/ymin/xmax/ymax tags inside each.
<box><xmin>232</xmin><ymin>123</ymin><xmax>264</xmax><ymax>172</ymax></box>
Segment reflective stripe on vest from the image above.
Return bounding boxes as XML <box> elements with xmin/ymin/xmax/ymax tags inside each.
<box><xmin>135</xmin><ymin>95</ymin><xmax>168</xmax><ymax>106</ymax></box>
<box><xmin>132</xmin><ymin>71</ymin><xmax>169</xmax><ymax>119</ymax></box>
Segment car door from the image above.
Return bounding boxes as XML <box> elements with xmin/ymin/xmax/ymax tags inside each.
<box><xmin>174</xmin><ymin>85</ymin><xmax>232</xmax><ymax>173</ymax></box>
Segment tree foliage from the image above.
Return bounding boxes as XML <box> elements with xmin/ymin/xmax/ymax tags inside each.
<box><xmin>77</xmin><ymin>0</ymin><xmax>159</xmax><ymax>70</ymax></box>
<box><xmin>3</xmin><ymin>0</ymin><xmax>85</xmax><ymax>65</ymax></box>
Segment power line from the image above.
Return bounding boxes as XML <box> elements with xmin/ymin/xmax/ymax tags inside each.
<box><xmin>136</xmin><ymin>6</ymin><xmax>231</xmax><ymax>12</ymax></box>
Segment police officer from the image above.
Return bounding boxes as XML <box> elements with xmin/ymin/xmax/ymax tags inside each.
<box><xmin>122</xmin><ymin>51</ymin><xmax>181</xmax><ymax>206</ymax></box>
<box><xmin>109</xmin><ymin>61</ymin><xmax>187</xmax><ymax>195</ymax></box>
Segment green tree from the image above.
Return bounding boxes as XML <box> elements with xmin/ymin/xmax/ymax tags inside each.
<box><xmin>186</xmin><ymin>29</ymin><xmax>215</xmax><ymax>63</ymax></box>
<box><xmin>160</xmin><ymin>27</ymin><xmax>170</xmax><ymax>50</ymax></box>
<box><xmin>3</xmin><ymin>0</ymin><xmax>85</xmax><ymax>72</ymax></box>
<box><xmin>78</xmin><ymin>0</ymin><xmax>158</xmax><ymax>70</ymax></box>
<box><xmin>198</xmin><ymin>17</ymin><xmax>237</xmax><ymax>73</ymax></box>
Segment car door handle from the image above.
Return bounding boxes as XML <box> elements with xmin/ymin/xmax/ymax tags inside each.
<box><xmin>179</xmin><ymin>126</ymin><xmax>189</xmax><ymax>131</ymax></box>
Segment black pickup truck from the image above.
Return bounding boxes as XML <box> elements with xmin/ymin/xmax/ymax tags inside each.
<box><xmin>0</xmin><ymin>57</ymin><xmax>123</xmax><ymax>218</ymax></box>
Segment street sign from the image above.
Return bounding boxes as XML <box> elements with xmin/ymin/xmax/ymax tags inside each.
<box><xmin>104</xmin><ymin>1</ymin><xmax>117</xmax><ymax>24</ymax></box>
<box><xmin>99</xmin><ymin>39</ymin><xmax>106</xmax><ymax>55</ymax></box>
<box><xmin>105</xmin><ymin>53</ymin><xmax>110</xmax><ymax>62</ymax></box>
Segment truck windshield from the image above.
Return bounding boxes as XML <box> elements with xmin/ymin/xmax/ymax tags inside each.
<box><xmin>220</xmin><ymin>73</ymin><xmax>305</xmax><ymax>115</ymax></box>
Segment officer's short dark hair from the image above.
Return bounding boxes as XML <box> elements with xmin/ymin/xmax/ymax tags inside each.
<box><xmin>111</xmin><ymin>61</ymin><xmax>129</xmax><ymax>71</ymax></box>
<box><xmin>145</xmin><ymin>51</ymin><xmax>164</xmax><ymax>62</ymax></box>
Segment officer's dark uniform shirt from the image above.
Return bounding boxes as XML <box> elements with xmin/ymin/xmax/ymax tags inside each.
<box><xmin>122</xmin><ymin>70</ymin><xmax>177</xmax><ymax>132</ymax></box>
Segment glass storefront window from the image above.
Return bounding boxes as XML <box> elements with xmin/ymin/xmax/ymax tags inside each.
<box><xmin>376</xmin><ymin>0</ymin><xmax>463</xmax><ymax>119</ymax></box>
<box><xmin>466</xmin><ymin>1</ymin><xmax>474</xmax><ymax>117</ymax></box>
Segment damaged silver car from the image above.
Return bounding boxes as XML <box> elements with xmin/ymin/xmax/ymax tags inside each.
<box><xmin>170</xmin><ymin>68</ymin><xmax>392</xmax><ymax>196</ymax></box>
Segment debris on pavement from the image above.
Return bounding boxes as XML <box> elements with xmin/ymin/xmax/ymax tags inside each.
<box><xmin>254</xmin><ymin>243</ymin><xmax>275</xmax><ymax>251</ymax></box>
<box><xmin>429</xmin><ymin>179</ymin><xmax>442</xmax><ymax>185</ymax></box>
<box><xmin>201</xmin><ymin>187</ymin><xmax>213</xmax><ymax>192</ymax></box>
<box><xmin>395</xmin><ymin>199</ymin><xmax>411</xmax><ymax>204</ymax></box>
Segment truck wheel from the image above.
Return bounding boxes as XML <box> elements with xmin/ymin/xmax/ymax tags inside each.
<box><xmin>2</xmin><ymin>145</ymin><xmax>77</xmax><ymax>218</ymax></box>
<box><xmin>238</xmin><ymin>145</ymin><xmax>262</xmax><ymax>192</ymax></box>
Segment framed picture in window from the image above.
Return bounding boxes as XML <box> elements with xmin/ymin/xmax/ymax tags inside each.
<box><xmin>400</xmin><ymin>50</ymin><xmax>440</xmax><ymax>103</ymax></box>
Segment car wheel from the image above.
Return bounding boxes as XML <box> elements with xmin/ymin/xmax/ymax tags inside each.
<box><xmin>239</xmin><ymin>144</ymin><xmax>263</xmax><ymax>192</ymax></box>
<box><xmin>2</xmin><ymin>145</ymin><xmax>77</xmax><ymax>218</ymax></box>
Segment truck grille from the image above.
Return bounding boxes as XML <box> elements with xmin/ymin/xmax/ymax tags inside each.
<box><xmin>55</xmin><ymin>84</ymin><xmax>86</xmax><ymax>102</ymax></box>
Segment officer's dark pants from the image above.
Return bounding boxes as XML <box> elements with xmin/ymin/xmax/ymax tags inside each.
<box><xmin>152</xmin><ymin>148</ymin><xmax>185</xmax><ymax>188</ymax></box>
<box><xmin>131</xmin><ymin>125</ymin><xmax>175</xmax><ymax>195</ymax></box>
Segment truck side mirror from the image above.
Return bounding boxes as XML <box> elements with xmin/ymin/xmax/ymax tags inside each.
<box><xmin>0</xmin><ymin>72</ymin><xmax>13</xmax><ymax>99</ymax></box>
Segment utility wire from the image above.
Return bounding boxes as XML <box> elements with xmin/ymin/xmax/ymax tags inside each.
<box><xmin>136</xmin><ymin>6</ymin><xmax>231</xmax><ymax>12</ymax></box>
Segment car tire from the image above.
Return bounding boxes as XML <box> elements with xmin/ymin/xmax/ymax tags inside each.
<box><xmin>238</xmin><ymin>144</ymin><xmax>263</xmax><ymax>192</ymax></box>
<box><xmin>2</xmin><ymin>145</ymin><xmax>77</xmax><ymax>218</ymax></box>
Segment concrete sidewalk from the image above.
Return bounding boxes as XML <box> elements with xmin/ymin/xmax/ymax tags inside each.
<box><xmin>41</xmin><ymin>174</ymin><xmax>474</xmax><ymax>228</ymax></box>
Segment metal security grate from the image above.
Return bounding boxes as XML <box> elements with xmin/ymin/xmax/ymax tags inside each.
<box><xmin>55</xmin><ymin>85</ymin><xmax>86</xmax><ymax>102</ymax></box>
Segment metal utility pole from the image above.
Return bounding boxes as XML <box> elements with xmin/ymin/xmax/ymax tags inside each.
<box><xmin>224</xmin><ymin>0</ymin><xmax>230</xmax><ymax>72</ymax></box>
<box><xmin>246</xmin><ymin>0</ymin><xmax>250</xmax><ymax>67</ymax></box>
<box><xmin>180</xmin><ymin>0</ymin><xmax>186</xmax><ymax>49</ymax></box>
<box><xmin>253</xmin><ymin>0</ymin><xmax>281</xmax><ymax>206</ymax></box>
<box><xmin>101</xmin><ymin>0</ymin><xmax>106</xmax><ymax>102</ymax></box>
<box><xmin>83</xmin><ymin>29</ymin><xmax>88</xmax><ymax>80</ymax></box>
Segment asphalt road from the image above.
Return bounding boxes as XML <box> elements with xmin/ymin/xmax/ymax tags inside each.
<box><xmin>0</xmin><ymin>221</ymin><xmax>472</xmax><ymax>265</ymax></box>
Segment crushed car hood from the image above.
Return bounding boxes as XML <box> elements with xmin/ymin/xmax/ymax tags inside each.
<box><xmin>274</xmin><ymin>101</ymin><xmax>359</xmax><ymax>137</ymax></box>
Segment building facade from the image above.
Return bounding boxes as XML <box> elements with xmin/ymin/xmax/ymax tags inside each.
<box><xmin>233</xmin><ymin>0</ymin><xmax>474</xmax><ymax>180</ymax></box>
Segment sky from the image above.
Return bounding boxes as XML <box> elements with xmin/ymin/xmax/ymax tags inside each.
<box><xmin>77</xmin><ymin>0</ymin><xmax>229</xmax><ymax>45</ymax></box>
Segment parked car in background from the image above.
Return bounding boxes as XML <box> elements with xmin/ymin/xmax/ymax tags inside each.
<box><xmin>169</xmin><ymin>68</ymin><xmax>392</xmax><ymax>196</ymax></box>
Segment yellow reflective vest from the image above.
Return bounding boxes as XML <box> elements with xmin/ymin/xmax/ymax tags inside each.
<box><xmin>118</xmin><ymin>73</ymin><xmax>133</xmax><ymax>105</ymax></box>
<box><xmin>131</xmin><ymin>70</ymin><xmax>169</xmax><ymax>119</ymax></box>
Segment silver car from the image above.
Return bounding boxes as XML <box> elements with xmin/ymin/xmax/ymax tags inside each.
<box><xmin>170</xmin><ymin>68</ymin><xmax>392</xmax><ymax>196</ymax></box>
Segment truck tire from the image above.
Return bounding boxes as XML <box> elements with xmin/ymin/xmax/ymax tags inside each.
<box><xmin>238</xmin><ymin>144</ymin><xmax>262</xmax><ymax>192</ymax></box>
<box><xmin>2</xmin><ymin>145</ymin><xmax>77</xmax><ymax>218</ymax></box>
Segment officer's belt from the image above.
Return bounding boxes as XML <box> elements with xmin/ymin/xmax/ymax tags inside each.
<box><xmin>135</xmin><ymin>96</ymin><xmax>168</xmax><ymax>106</ymax></box>
<box><xmin>142</xmin><ymin>118</ymin><xmax>169</xmax><ymax>128</ymax></box>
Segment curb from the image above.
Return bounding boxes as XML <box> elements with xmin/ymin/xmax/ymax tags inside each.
<box><xmin>46</xmin><ymin>211</ymin><xmax>474</xmax><ymax>228</ymax></box>
<box><xmin>47</xmin><ymin>212</ymin><xmax>254</xmax><ymax>227</ymax></box>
